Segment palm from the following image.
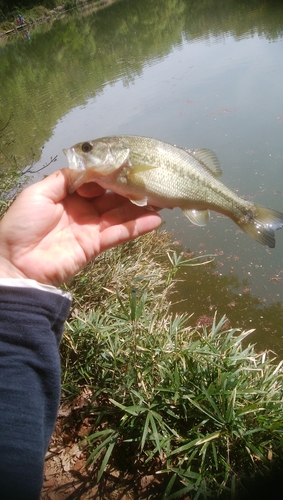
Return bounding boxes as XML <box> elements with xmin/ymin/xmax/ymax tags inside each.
<box><xmin>0</xmin><ymin>169</ymin><xmax>161</xmax><ymax>286</ymax></box>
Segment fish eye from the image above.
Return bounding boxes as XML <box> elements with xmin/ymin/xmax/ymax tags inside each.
<box><xmin>81</xmin><ymin>142</ymin><xmax>93</xmax><ymax>153</ymax></box>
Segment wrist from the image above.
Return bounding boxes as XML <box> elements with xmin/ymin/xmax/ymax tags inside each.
<box><xmin>0</xmin><ymin>257</ymin><xmax>27</xmax><ymax>280</ymax></box>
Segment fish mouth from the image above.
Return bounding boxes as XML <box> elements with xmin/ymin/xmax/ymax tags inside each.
<box><xmin>63</xmin><ymin>147</ymin><xmax>86</xmax><ymax>171</ymax></box>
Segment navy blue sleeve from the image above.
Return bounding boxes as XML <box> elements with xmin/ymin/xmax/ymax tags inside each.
<box><xmin>0</xmin><ymin>286</ymin><xmax>71</xmax><ymax>499</ymax></box>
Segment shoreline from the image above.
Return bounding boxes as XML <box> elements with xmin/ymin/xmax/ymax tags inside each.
<box><xmin>0</xmin><ymin>0</ymin><xmax>120</xmax><ymax>40</ymax></box>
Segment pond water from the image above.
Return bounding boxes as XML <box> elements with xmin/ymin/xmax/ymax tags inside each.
<box><xmin>0</xmin><ymin>0</ymin><xmax>283</xmax><ymax>353</ymax></box>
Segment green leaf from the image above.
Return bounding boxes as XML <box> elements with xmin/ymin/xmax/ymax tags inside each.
<box><xmin>141</xmin><ymin>411</ymin><xmax>150</xmax><ymax>451</ymax></box>
<box><xmin>148</xmin><ymin>411</ymin><xmax>161</xmax><ymax>452</ymax></box>
<box><xmin>195</xmin><ymin>431</ymin><xmax>222</xmax><ymax>446</ymax></box>
<box><xmin>97</xmin><ymin>438</ymin><xmax>117</xmax><ymax>482</ymax></box>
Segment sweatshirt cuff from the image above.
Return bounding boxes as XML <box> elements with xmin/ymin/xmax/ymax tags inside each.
<box><xmin>0</xmin><ymin>278</ymin><xmax>72</xmax><ymax>300</ymax></box>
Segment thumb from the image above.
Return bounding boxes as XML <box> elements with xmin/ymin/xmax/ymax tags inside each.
<box><xmin>26</xmin><ymin>169</ymin><xmax>71</xmax><ymax>204</ymax></box>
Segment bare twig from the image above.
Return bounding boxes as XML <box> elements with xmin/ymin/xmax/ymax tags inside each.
<box><xmin>21</xmin><ymin>155</ymin><xmax>58</xmax><ymax>174</ymax></box>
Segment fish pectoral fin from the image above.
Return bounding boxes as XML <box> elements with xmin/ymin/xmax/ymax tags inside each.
<box><xmin>129</xmin><ymin>196</ymin><xmax>148</xmax><ymax>207</ymax></box>
<box><xmin>130</xmin><ymin>164</ymin><xmax>157</xmax><ymax>174</ymax></box>
<box><xmin>183</xmin><ymin>208</ymin><xmax>210</xmax><ymax>226</ymax></box>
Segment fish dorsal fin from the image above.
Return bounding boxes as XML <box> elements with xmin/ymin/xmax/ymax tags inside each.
<box><xmin>183</xmin><ymin>208</ymin><xmax>210</xmax><ymax>226</ymax></box>
<box><xmin>181</xmin><ymin>147</ymin><xmax>222</xmax><ymax>178</ymax></box>
<box><xmin>192</xmin><ymin>149</ymin><xmax>222</xmax><ymax>178</ymax></box>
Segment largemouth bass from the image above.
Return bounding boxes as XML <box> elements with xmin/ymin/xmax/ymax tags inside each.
<box><xmin>63</xmin><ymin>135</ymin><xmax>283</xmax><ymax>248</ymax></box>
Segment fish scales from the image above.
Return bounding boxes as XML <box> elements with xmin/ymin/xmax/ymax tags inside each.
<box><xmin>123</xmin><ymin>136</ymin><xmax>247</xmax><ymax>213</ymax></box>
<box><xmin>63</xmin><ymin>135</ymin><xmax>283</xmax><ymax>248</ymax></box>
<box><xmin>127</xmin><ymin>154</ymin><xmax>238</xmax><ymax>210</ymax></box>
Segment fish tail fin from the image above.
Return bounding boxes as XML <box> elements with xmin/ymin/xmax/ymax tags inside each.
<box><xmin>238</xmin><ymin>204</ymin><xmax>283</xmax><ymax>248</ymax></box>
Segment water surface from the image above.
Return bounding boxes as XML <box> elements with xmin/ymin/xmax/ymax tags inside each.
<box><xmin>0</xmin><ymin>0</ymin><xmax>283</xmax><ymax>353</ymax></box>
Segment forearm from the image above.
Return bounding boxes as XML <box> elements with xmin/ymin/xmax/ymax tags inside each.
<box><xmin>0</xmin><ymin>284</ymin><xmax>71</xmax><ymax>499</ymax></box>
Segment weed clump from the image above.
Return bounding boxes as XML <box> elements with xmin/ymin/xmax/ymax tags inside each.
<box><xmin>61</xmin><ymin>237</ymin><xmax>283</xmax><ymax>499</ymax></box>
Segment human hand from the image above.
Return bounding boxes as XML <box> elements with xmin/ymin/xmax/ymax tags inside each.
<box><xmin>0</xmin><ymin>169</ymin><xmax>161</xmax><ymax>286</ymax></box>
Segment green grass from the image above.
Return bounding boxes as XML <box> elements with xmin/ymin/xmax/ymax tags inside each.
<box><xmin>62</xmin><ymin>235</ymin><xmax>283</xmax><ymax>499</ymax></box>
